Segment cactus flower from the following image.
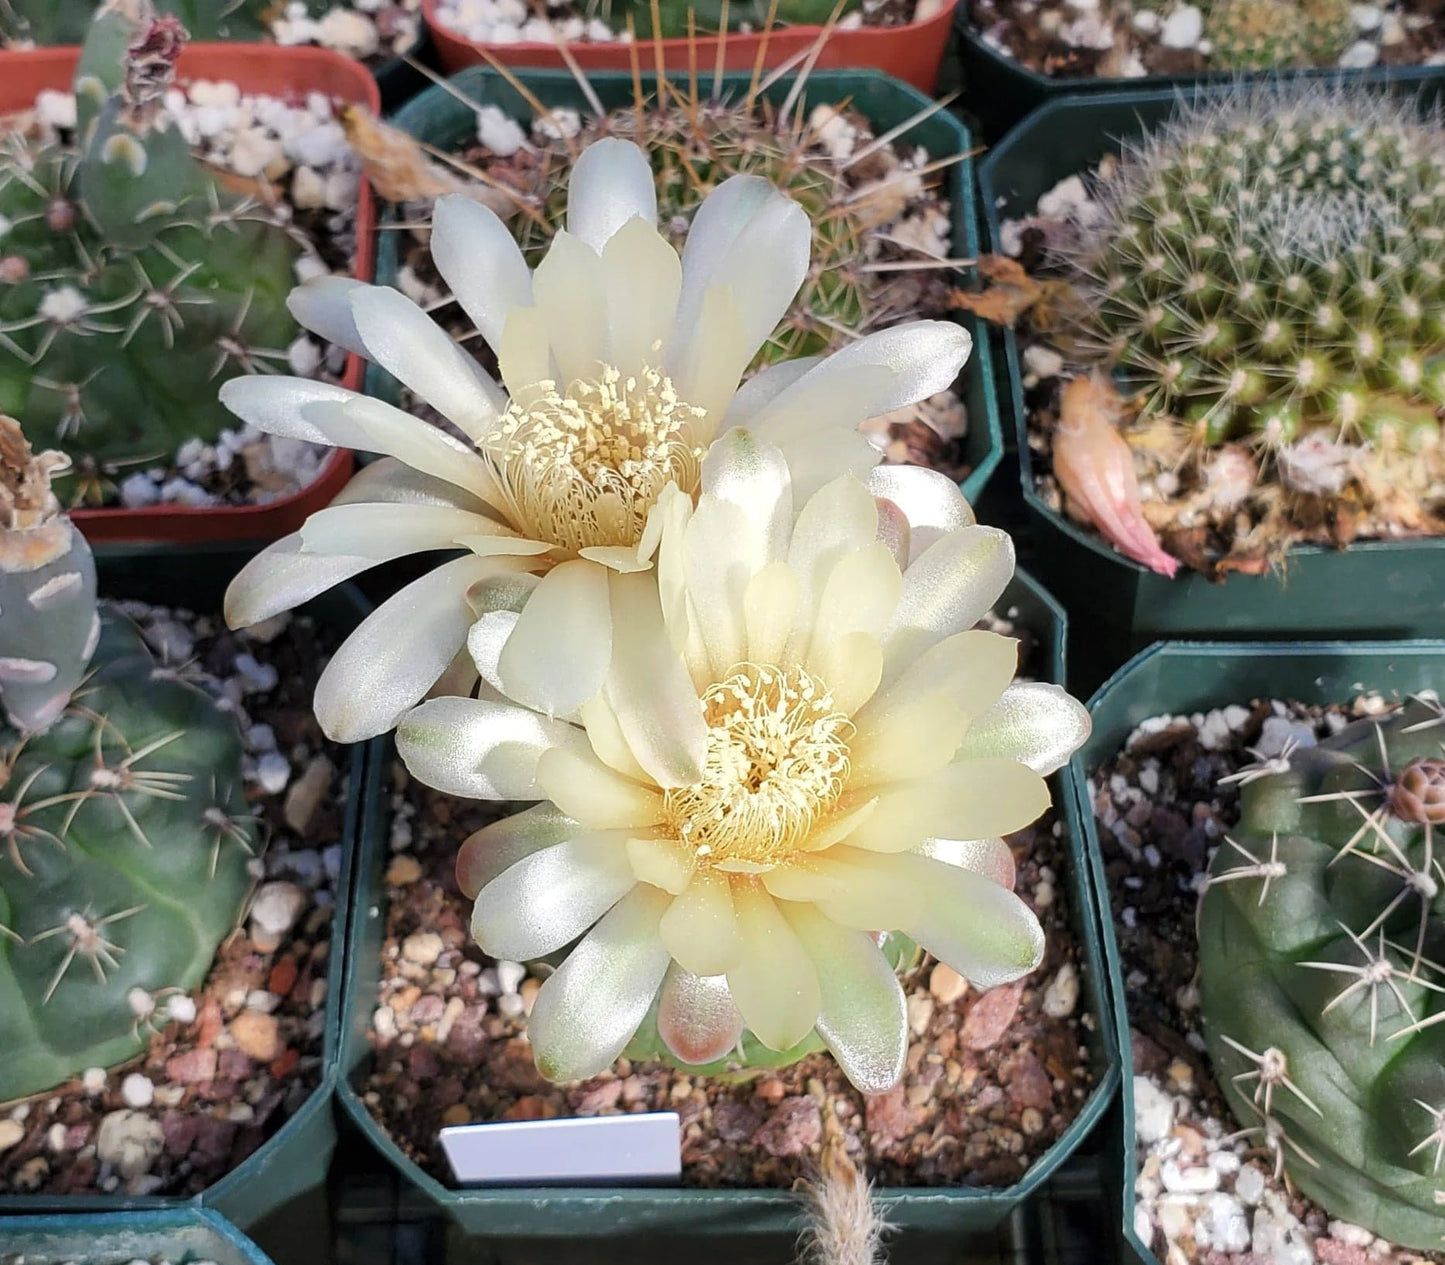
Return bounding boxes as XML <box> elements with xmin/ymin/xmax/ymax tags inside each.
<box><xmin>222</xmin><ymin>137</ymin><xmax>972</xmax><ymax>743</ymax></box>
<box><xmin>396</xmin><ymin>431</ymin><xmax>1089</xmax><ymax>1091</ymax></box>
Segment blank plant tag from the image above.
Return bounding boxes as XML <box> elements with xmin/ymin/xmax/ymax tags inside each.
<box><xmin>440</xmin><ymin>1111</ymin><xmax>682</xmax><ymax>1186</ymax></box>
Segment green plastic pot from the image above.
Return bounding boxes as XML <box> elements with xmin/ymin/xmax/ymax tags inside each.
<box><xmin>976</xmin><ymin>76</ymin><xmax>1445</xmax><ymax>697</ymax></box>
<box><xmin>0</xmin><ymin>544</ymin><xmax>375</xmax><ymax>1265</ymax></box>
<box><xmin>1072</xmin><ymin>638</ymin><xmax>1445</xmax><ymax>1265</ymax></box>
<box><xmin>952</xmin><ymin>14</ymin><xmax>1445</xmax><ymax>141</ymax></box>
<box><xmin>366</xmin><ymin>64</ymin><xmax>1003</xmax><ymax>508</ymax></box>
<box><xmin>335</xmin><ymin>565</ymin><xmax>1119</xmax><ymax>1255</ymax></box>
<box><xmin>0</xmin><ymin>1208</ymin><xmax>273</xmax><ymax>1265</ymax></box>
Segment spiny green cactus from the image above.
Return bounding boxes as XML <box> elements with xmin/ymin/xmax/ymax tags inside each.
<box><xmin>1</xmin><ymin>0</ymin><xmax>293</xmax><ymax>47</ymax></box>
<box><xmin>1204</xmin><ymin>0</ymin><xmax>1352</xmax><ymax>70</ymax></box>
<box><xmin>611</xmin><ymin>0</ymin><xmax>855</xmax><ymax>40</ymax></box>
<box><xmin>1197</xmin><ymin>698</ymin><xmax>1445</xmax><ymax>1251</ymax></box>
<box><xmin>1069</xmin><ymin>85</ymin><xmax>1445</xmax><ymax>453</ymax></box>
<box><xmin>0</xmin><ymin>417</ymin><xmax>255</xmax><ymax>1101</ymax></box>
<box><xmin>0</xmin><ymin>1</ymin><xmax>300</xmax><ymax>501</ymax></box>
<box><xmin>513</xmin><ymin>100</ymin><xmax>889</xmax><ymax>366</ymax></box>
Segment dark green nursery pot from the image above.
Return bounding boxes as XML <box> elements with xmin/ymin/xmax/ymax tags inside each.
<box><xmin>976</xmin><ymin>75</ymin><xmax>1445</xmax><ymax>695</ymax></box>
<box><xmin>367</xmin><ymin>64</ymin><xmax>1004</xmax><ymax>509</ymax></box>
<box><xmin>1073</xmin><ymin>638</ymin><xmax>1445</xmax><ymax>1265</ymax></box>
<box><xmin>0</xmin><ymin>1208</ymin><xmax>273</xmax><ymax>1265</ymax></box>
<box><xmin>0</xmin><ymin>545</ymin><xmax>372</xmax><ymax>1265</ymax></box>
<box><xmin>335</xmin><ymin>566</ymin><xmax>1119</xmax><ymax>1256</ymax></box>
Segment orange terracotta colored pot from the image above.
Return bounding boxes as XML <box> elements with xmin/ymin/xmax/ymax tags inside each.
<box><xmin>0</xmin><ymin>43</ymin><xmax>379</xmax><ymax>546</ymax></box>
<box><xmin>421</xmin><ymin>0</ymin><xmax>956</xmax><ymax>94</ymax></box>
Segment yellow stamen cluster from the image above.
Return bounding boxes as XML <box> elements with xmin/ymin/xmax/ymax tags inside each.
<box><xmin>665</xmin><ymin>664</ymin><xmax>852</xmax><ymax>868</ymax></box>
<box><xmin>481</xmin><ymin>365</ymin><xmax>707</xmax><ymax>553</ymax></box>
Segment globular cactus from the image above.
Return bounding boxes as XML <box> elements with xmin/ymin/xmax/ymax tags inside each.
<box><xmin>512</xmin><ymin>101</ymin><xmax>891</xmax><ymax>366</ymax></box>
<box><xmin>0</xmin><ymin>417</ymin><xmax>255</xmax><ymax>1101</ymax></box>
<box><xmin>1197</xmin><ymin>698</ymin><xmax>1445</xmax><ymax>1251</ymax></box>
<box><xmin>1067</xmin><ymin>86</ymin><xmax>1445</xmax><ymax>454</ymax></box>
<box><xmin>2</xmin><ymin>0</ymin><xmax>289</xmax><ymax>46</ymax></box>
<box><xmin>1204</xmin><ymin>0</ymin><xmax>1352</xmax><ymax>70</ymax></box>
<box><xmin>0</xmin><ymin>1</ymin><xmax>300</xmax><ymax>500</ymax></box>
<box><xmin>613</xmin><ymin>0</ymin><xmax>853</xmax><ymax>39</ymax></box>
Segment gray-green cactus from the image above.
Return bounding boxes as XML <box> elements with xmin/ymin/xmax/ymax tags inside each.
<box><xmin>1</xmin><ymin>0</ymin><xmax>294</xmax><ymax>47</ymax></box>
<box><xmin>0</xmin><ymin>417</ymin><xmax>255</xmax><ymax>1101</ymax></box>
<box><xmin>1204</xmin><ymin>0</ymin><xmax>1352</xmax><ymax>70</ymax></box>
<box><xmin>1197</xmin><ymin>698</ymin><xmax>1445</xmax><ymax>1251</ymax></box>
<box><xmin>0</xmin><ymin>1</ymin><xmax>300</xmax><ymax>501</ymax></box>
<box><xmin>613</xmin><ymin>0</ymin><xmax>856</xmax><ymax>39</ymax></box>
<box><xmin>1070</xmin><ymin>86</ymin><xmax>1445</xmax><ymax>453</ymax></box>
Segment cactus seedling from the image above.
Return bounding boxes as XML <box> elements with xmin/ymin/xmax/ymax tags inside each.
<box><xmin>0</xmin><ymin>417</ymin><xmax>255</xmax><ymax>1101</ymax></box>
<box><xmin>1203</xmin><ymin>0</ymin><xmax>1352</xmax><ymax>70</ymax></box>
<box><xmin>1197</xmin><ymin>699</ymin><xmax>1445</xmax><ymax>1250</ymax></box>
<box><xmin>0</xmin><ymin>0</ymin><xmax>301</xmax><ymax>500</ymax></box>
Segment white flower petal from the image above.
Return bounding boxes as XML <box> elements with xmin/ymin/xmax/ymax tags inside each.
<box><xmin>725</xmin><ymin>880</ymin><xmax>821</xmax><ymax>1052</ymax></box>
<box><xmin>536</xmin><ymin>746</ymin><xmax>666</xmax><ymax>829</ymax></box>
<box><xmin>807</xmin><ymin>541</ymin><xmax>902</xmax><ymax>657</ymax></box>
<box><xmin>774</xmin><ymin>430</ymin><xmax>881</xmax><ymax>508</ymax></box>
<box><xmin>668</xmin><ymin>285</ymin><xmax>750</xmax><ymax>426</ymax></box>
<box><xmin>807</xmin><ymin>631</ymin><xmax>883</xmax><ymax>716</ymax></box>
<box><xmin>656</xmin><ymin>966</ymin><xmax>745</xmax><ymax>1066</ymax></box>
<box><xmin>625</xmin><ymin>835</ymin><xmax>696</xmax><ymax>894</ymax></box>
<box><xmin>219</xmin><ymin>375</ymin><xmax>358</xmax><ymax>445</ymax></box>
<box><xmin>781</xmin><ymin>476</ymin><xmax>878</xmax><ymax>668</ymax></box>
<box><xmin>659</xmin><ymin>870</ymin><xmax>740</xmax><ymax>978</ymax></box>
<box><xmin>580</xmin><ymin>692</ymin><xmax>651</xmax><ymax>781</ymax></box>
<box><xmin>844</xmin><ymin>759</ymin><xmax>1050</xmax><ymax>851</ymax></box>
<box><xmin>867</xmin><ymin>464</ymin><xmax>976</xmax><ymax>563</ymax></box>
<box><xmin>531</xmin><ymin>229</ymin><xmax>609</xmax><ymax>387</ymax></box>
<box><xmin>782</xmin><ymin>902</ymin><xmax>907</xmax><ymax>1095</ymax></box>
<box><xmin>300</xmin><ymin>394</ymin><xmax>502</xmax><ymax>505</ymax></box>
<box><xmin>670</xmin><ymin>175</ymin><xmax>809</xmax><ymax>385</ymax></box>
<box><xmin>287</xmin><ymin>276</ymin><xmax>370</xmax><ymax>358</ymax></box>
<box><xmin>577</xmin><ymin>545</ymin><xmax>653</xmax><ymax>573</ymax></box>
<box><xmin>349</xmin><ymin>286</ymin><xmax>507</xmax><ymax>440</ymax></box>
<box><xmin>453</xmin><ymin>535</ymin><xmax>556</xmax><ymax>558</ymax></box>
<box><xmin>471</xmin><ymin>834</ymin><xmax>636</xmax><ymax>960</ymax></box>
<box><xmin>396</xmin><ymin>695</ymin><xmax>590</xmax><ymax>799</ymax></box>
<box><xmin>497</xmin><ymin>559</ymin><xmax>613</xmax><ymax>718</ymax></box>
<box><xmin>721</xmin><ymin>355</ymin><xmax>822</xmax><ymax>428</ymax></box>
<box><xmin>915</xmin><ymin>836</ymin><xmax>1015</xmax><ymax>888</ymax></box>
<box><xmin>880</xmin><ymin>527</ymin><xmax>1015</xmax><ymax>681</ymax></box>
<box><xmin>457</xmin><ymin>803</ymin><xmax>578</xmax><ymax>898</ymax></box>
<box><xmin>604</xmin><ymin>570</ymin><xmax>707</xmax><ymax>789</ymax></box>
<box><xmin>567</xmin><ymin>137</ymin><xmax>658</xmax><ymax>253</ymax></box>
<box><xmin>602</xmin><ymin>216</ymin><xmax>682</xmax><ymax>380</ymax></box>
<box><xmin>700</xmin><ymin>429</ymin><xmax>793</xmax><ymax>565</ymax></box>
<box><xmin>223</xmin><ymin>533</ymin><xmax>374</xmax><ymax>630</ymax></box>
<box><xmin>957</xmin><ymin>682</ymin><xmax>1092</xmax><ymax>776</ymax></box>
<box><xmin>782</xmin><ymin>847</ymin><xmax>923</xmax><ymax>931</ymax></box>
<box><xmin>848</xmin><ymin>691</ymin><xmax>967</xmax><ymax>789</ymax></box>
<box><xmin>860</xmin><ymin>630</ymin><xmax>1018</xmax><ymax>733</ymax></box>
<box><xmin>299</xmin><ymin>502</ymin><xmax>506</xmax><ymax>559</ymax></box>
<box><xmin>330</xmin><ymin>456</ymin><xmax>493</xmax><ymax>512</ymax></box>
<box><xmin>742</xmin><ymin>561</ymin><xmax>799</xmax><ymax>666</ymax></box>
<box><xmin>528</xmin><ymin>885</ymin><xmax>672</xmax><ymax>1081</ymax></box>
<box><xmin>683</xmin><ymin>494</ymin><xmax>756</xmax><ymax>680</ymax></box>
<box><xmin>311</xmin><ymin>554</ymin><xmax>508</xmax><ymax>743</ymax></box>
<box><xmin>498</xmin><ymin>305</ymin><xmax>557</xmax><ymax>400</ymax></box>
<box><xmin>431</xmin><ymin>194</ymin><xmax>534</xmax><ymax>350</ymax></box>
<box><xmin>744</xmin><ymin>321</ymin><xmax>972</xmax><ymax>442</ymax></box>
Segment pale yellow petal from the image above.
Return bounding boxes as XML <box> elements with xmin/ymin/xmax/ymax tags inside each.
<box><xmin>602</xmin><ymin>216</ymin><xmax>682</xmax><ymax>380</ymax></box>
<box><xmin>656</xmin><ymin>965</ymin><xmax>744</xmax><ymax>1066</ymax></box>
<box><xmin>498</xmin><ymin>305</ymin><xmax>556</xmax><ymax>400</ymax></box>
<box><xmin>531</xmin><ymin>229</ymin><xmax>608</xmax><ymax>386</ymax></box>
<box><xmin>807</xmin><ymin>631</ymin><xmax>882</xmax><ymax>717</ymax></box>
<box><xmin>725</xmin><ymin>880</ymin><xmax>821</xmax><ymax>1051</ymax></box>
<box><xmin>497</xmin><ymin>559</ymin><xmax>612</xmax><ymax>718</ymax></box>
<box><xmin>843</xmin><ymin>760</ymin><xmax>1050</xmax><ymax>852</ymax></box>
<box><xmin>536</xmin><ymin>746</ymin><xmax>666</xmax><ymax>829</ymax></box>
<box><xmin>956</xmin><ymin>682</ymin><xmax>1091</xmax><ymax>776</ymax></box>
<box><xmin>659</xmin><ymin>870</ymin><xmax>741</xmax><ymax>977</ymax></box>
<box><xmin>626</xmin><ymin>835</ymin><xmax>697</xmax><ymax>895</ymax></box>
<box><xmin>743</xmin><ymin>561</ymin><xmax>799</xmax><ymax>667</ymax></box>
<box><xmin>848</xmin><ymin>693</ymin><xmax>968</xmax><ymax>789</ymax></box>
<box><xmin>859</xmin><ymin>629</ymin><xmax>1018</xmax><ymax>733</ymax></box>
<box><xmin>580</xmin><ymin>692</ymin><xmax>650</xmax><ymax>781</ymax></box>
<box><xmin>781</xmin><ymin>476</ymin><xmax>878</xmax><ymax>668</ymax></box>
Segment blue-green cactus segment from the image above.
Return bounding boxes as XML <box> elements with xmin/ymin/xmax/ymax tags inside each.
<box><xmin>1197</xmin><ymin>699</ymin><xmax>1445</xmax><ymax>1251</ymax></box>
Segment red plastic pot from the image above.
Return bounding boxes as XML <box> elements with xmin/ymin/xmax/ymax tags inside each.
<box><xmin>0</xmin><ymin>44</ymin><xmax>379</xmax><ymax>546</ymax></box>
<box><xmin>421</xmin><ymin>0</ymin><xmax>957</xmax><ymax>94</ymax></box>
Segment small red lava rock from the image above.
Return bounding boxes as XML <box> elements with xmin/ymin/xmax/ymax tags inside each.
<box><xmin>864</xmin><ymin>1085</ymin><xmax>913</xmax><ymax>1147</ymax></box>
<box><xmin>754</xmin><ymin>1076</ymin><xmax>786</xmax><ymax>1106</ymax></box>
<box><xmin>268</xmin><ymin>955</ymin><xmax>299</xmax><ymax>998</ymax></box>
<box><xmin>444</xmin><ymin>1006</ymin><xmax>490</xmax><ymax>1061</ymax></box>
<box><xmin>503</xmin><ymin>1095</ymin><xmax>558</xmax><ymax>1122</ymax></box>
<box><xmin>961</xmin><ymin>981</ymin><xmax>1025</xmax><ymax>1051</ymax></box>
<box><xmin>270</xmin><ymin>1048</ymin><xmax>300</xmax><ymax>1080</ymax></box>
<box><xmin>218</xmin><ymin>1049</ymin><xmax>254</xmax><ymax>1081</ymax></box>
<box><xmin>1314</xmin><ymin>1241</ymin><xmax>1370</xmax><ymax>1265</ymax></box>
<box><xmin>753</xmin><ymin>1097</ymin><xmax>822</xmax><ymax>1158</ymax></box>
<box><xmin>711</xmin><ymin>1099</ymin><xmax>762</xmax><ymax>1143</ymax></box>
<box><xmin>574</xmin><ymin>1080</ymin><xmax>623</xmax><ymax>1115</ymax></box>
<box><xmin>196</xmin><ymin>998</ymin><xmax>225</xmax><ymax>1048</ymax></box>
<box><xmin>165</xmin><ymin>1047</ymin><xmax>218</xmax><ymax>1085</ymax></box>
<box><xmin>1003</xmin><ymin>1050</ymin><xmax>1054</xmax><ymax>1111</ymax></box>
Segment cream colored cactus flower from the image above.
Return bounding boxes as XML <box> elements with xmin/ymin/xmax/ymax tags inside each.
<box><xmin>395</xmin><ymin>431</ymin><xmax>1090</xmax><ymax>1093</ymax></box>
<box><xmin>220</xmin><ymin>137</ymin><xmax>972</xmax><ymax>744</ymax></box>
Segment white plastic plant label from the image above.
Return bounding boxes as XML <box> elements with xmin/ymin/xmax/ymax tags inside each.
<box><xmin>440</xmin><ymin>1111</ymin><xmax>682</xmax><ymax>1185</ymax></box>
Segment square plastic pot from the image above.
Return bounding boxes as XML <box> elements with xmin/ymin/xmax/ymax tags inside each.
<box><xmin>976</xmin><ymin>75</ymin><xmax>1445</xmax><ymax>696</ymax></box>
<box><xmin>1071</xmin><ymin>638</ymin><xmax>1445</xmax><ymax>1265</ymax></box>
<box><xmin>0</xmin><ymin>44</ymin><xmax>380</xmax><ymax>547</ymax></box>
<box><xmin>367</xmin><ymin>63</ymin><xmax>1003</xmax><ymax>507</ymax></box>
<box><xmin>0</xmin><ymin>544</ymin><xmax>377</xmax><ymax>1265</ymax></box>
<box><xmin>334</xmin><ymin>565</ymin><xmax>1118</xmax><ymax>1254</ymax></box>
<box><xmin>421</xmin><ymin>0</ymin><xmax>957</xmax><ymax>95</ymax></box>
<box><xmin>0</xmin><ymin>1208</ymin><xmax>275</xmax><ymax>1264</ymax></box>
<box><xmin>953</xmin><ymin>15</ymin><xmax>1444</xmax><ymax>141</ymax></box>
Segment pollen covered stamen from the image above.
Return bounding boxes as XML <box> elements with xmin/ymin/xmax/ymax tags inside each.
<box><xmin>665</xmin><ymin>664</ymin><xmax>852</xmax><ymax>867</ymax></box>
<box><xmin>481</xmin><ymin>364</ymin><xmax>707</xmax><ymax>553</ymax></box>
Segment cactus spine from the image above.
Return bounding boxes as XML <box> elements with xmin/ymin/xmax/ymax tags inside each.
<box><xmin>0</xmin><ymin>1</ymin><xmax>300</xmax><ymax>500</ymax></box>
<box><xmin>1197</xmin><ymin>699</ymin><xmax>1445</xmax><ymax>1250</ymax></box>
<box><xmin>0</xmin><ymin>417</ymin><xmax>255</xmax><ymax>1101</ymax></box>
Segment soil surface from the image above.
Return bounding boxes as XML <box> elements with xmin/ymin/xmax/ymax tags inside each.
<box><xmin>0</xmin><ymin>602</ymin><xmax>347</xmax><ymax>1199</ymax></box>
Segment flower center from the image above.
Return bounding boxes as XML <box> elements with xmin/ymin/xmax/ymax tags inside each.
<box><xmin>481</xmin><ymin>365</ymin><xmax>707</xmax><ymax>553</ymax></box>
<box><xmin>665</xmin><ymin>664</ymin><xmax>852</xmax><ymax>868</ymax></box>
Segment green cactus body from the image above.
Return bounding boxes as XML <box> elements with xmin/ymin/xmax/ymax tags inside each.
<box><xmin>0</xmin><ymin>4</ymin><xmax>300</xmax><ymax>497</ymax></box>
<box><xmin>1197</xmin><ymin>700</ymin><xmax>1445</xmax><ymax>1250</ymax></box>
<box><xmin>1205</xmin><ymin>0</ymin><xmax>1308</xmax><ymax>69</ymax></box>
<box><xmin>516</xmin><ymin>103</ymin><xmax>876</xmax><ymax>368</ymax></box>
<box><xmin>0</xmin><ymin>417</ymin><xmax>255</xmax><ymax>1101</ymax></box>
<box><xmin>1072</xmin><ymin>87</ymin><xmax>1445</xmax><ymax>453</ymax></box>
<box><xmin>610</xmin><ymin>0</ymin><xmax>856</xmax><ymax>40</ymax></box>
<box><xmin>2</xmin><ymin>0</ymin><xmax>294</xmax><ymax>47</ymax></box>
